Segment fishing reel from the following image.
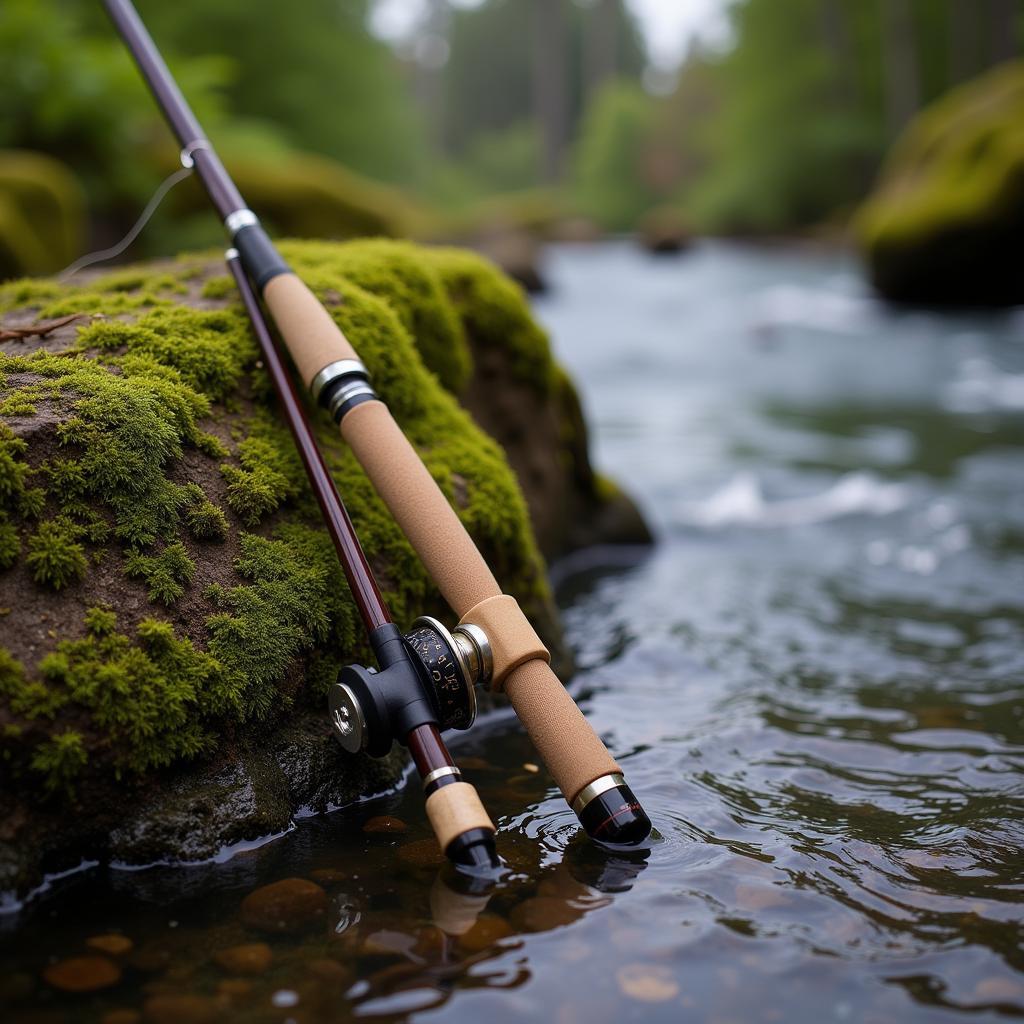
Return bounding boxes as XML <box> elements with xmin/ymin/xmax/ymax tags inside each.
<box><xmin>328</xmin><ymin>617</ymin><xmax>492</xmax><ymax>757</ymax></box>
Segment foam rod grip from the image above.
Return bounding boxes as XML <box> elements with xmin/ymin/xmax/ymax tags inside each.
<box><xmin>262</xmin><ymin>272</ymin><xmax>358</xmax><ymax>390</ymax></box>
<box><xmin>503</xmin><ymin>658</ymin><xmax>620</xmax><ymax>806</ymax></box>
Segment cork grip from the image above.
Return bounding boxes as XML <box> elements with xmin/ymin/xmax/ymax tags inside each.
<box><xmin>425</xmin><ymin>782</ymin><xmax>495</xmax><ymax>851</ymax></box>
<box><xmin>341</xmin><ymin>400</ymin><xmax>502</xmax><ymax>615</ymax></box>
<box><xmin>340</xmin><ymin>400</ymin><xmax>620</xmax><ymax>806</ymax></box>
<box><xmin>503</xmin><ymin>659</ymin><xmax>620</xmax><ymax>805</ymax></box>
<box><xmin>263</xmin><ymin>273</ymin><xmax>358</xmax><ymax>390</ymax></box>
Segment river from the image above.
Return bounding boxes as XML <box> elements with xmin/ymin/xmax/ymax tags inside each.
<box><xmin>3</xmin><ymin>240</ymin><xmax>1023</xmax><ymax>1022</ymax></box>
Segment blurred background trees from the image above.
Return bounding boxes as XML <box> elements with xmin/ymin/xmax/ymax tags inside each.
<box><xmin>0</xmin><ymin>0</ymin><xmax>1021</xmax><ymax>277</ymax></box>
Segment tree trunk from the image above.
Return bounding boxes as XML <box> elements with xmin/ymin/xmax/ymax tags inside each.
<box><xmin>989</xmin><ymin>0</ymin><xmax>1019</xmax><ymax>65</ymax></box>
<box><xmin>532</xmin><ymin>0</ymin><xmax>570</xmax><ymax>183</ymax></box>
<box><xmin>584</xmin><ymin>0</ymin><xmax>618</xmax><ymax>102</ymax></box>
<box><xmin>948</xmin><ymin>0</ymin><xmax>982</xmax><ymax>84</ymax></box>
<box><xmin>881</xmin><ymin>0</ymin><xmax>921</xmax><ymax>139</ymax></box>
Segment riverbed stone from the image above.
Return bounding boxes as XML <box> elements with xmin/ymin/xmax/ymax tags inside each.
<box><xmin>212</xmin><ymin>942</ymin><xmax>273</xmax><ymax>975</ymax></box>
<box><xmin>85</xmin><ymin>934</ymin><xmax>133</xmax><ymax>957</ymax></box>
<box><xmin>142</xmin><ymin>994</ymin><xmax>219</xmax><ymax>1024</ymax></box>
<box><xmin>857</xmin><ymin>61</ymin><xmax>1024</xmax><ymax>306</ymax></box>
<box><xmin>240</xmin><ymin>878</ymin><xmax>329</xmax><ymax>934</ymax></box>
<box><xmin>42</xmin><ymin>955</ymin><xmax>121</xmax><ymax>993</ymax></box>
<box><xmin>362</xmin><ymin>815</ymin><xmax>408</xmax><ymax>834</ymax></box>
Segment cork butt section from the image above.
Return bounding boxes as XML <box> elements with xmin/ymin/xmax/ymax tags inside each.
<box><xmin>425</xmin><ymin>782</ymin><xmax>496</xmax><ymax>852</ymax></box>
<box><xmin>503</xmin><ymin>659</ymin><xmax>620</xmax><ymax>805</ymax></box>
<box><xmin>263</xmin><ymin>272</ymin><xmax>358</xmax><ymax>389</ymax></box>
<box><xmin>341</xmin><ymin>400</ymin><xmax>502</xmax><ymax>615</ymax></box>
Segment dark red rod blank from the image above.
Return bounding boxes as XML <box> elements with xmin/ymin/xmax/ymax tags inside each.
<box><xmin>227</xmin><ymin>254</ymin><xmax>390</xmax><ymax>634</ymax></box>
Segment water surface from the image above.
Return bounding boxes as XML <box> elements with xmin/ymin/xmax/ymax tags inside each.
<box><xmin>3</xmin><ymin>241</ymin><xmax>1023</xmax><ymax>1022</ymax></box>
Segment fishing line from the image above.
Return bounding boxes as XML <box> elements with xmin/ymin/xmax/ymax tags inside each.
<box><xmin>58</xmin><ymin>159</ymin><xmax>195</xmax><ymax>280</ymax></box>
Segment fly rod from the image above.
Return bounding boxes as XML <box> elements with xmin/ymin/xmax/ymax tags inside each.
<box><xmin>104</xmin><ymin>0</ymin><xmax>651</xmax><ymax>848</ymax></box>
<box><xmin>224</xmin><ymin>252</ymin><xmax>498</xmax><ymax>870</ymax></box>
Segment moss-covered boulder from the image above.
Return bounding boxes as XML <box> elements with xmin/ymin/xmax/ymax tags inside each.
<box><xmin>0</xmin><ymin>238</ymin><xmax>648</xmax><ymax>899</ymax></box>
<box><xmin>0</xmin><ymin>150</ymin><xmax>85</xmax><ymax>279</ymax></box>
<box><xmin>857</xmin><ymin>62</ymin><xmax>1024</xmax><ymax>306</ymax></box>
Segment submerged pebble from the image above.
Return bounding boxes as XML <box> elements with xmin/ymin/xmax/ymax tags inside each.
<box><xmin>86</xmin><ymin>935</ymin><xmax>133</xmax><ymax>957</ymax></box>
<box><xmin>42</xmin><ymin>956</ymin><xmax>121</xmax><ymax>993</ymax></box>
<box><xmin>100</xmin><ymin>1010</ymin><xmax>142</xmax><ymax>1024</ymax></box>
<box><xmin>212</xmin><ymin>942</ymin><xmax>273</xmax><ymax>975</ymax></box>
<box><xmin>240</xmin><ymin>878</ymin><xmax>328</xmax><ymax>934</ymax></box>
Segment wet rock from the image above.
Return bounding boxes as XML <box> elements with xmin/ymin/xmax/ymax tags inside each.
<box><xmin>42</xmin><ymin>956</ymin><xmax>121</xmax><ymax>994</ymax></box>
<box><xmin>362</xmin><ymin>816</ymin><xmax>408</xmax><ymax>834</ymax></box>
<box><xmin>214</xmin><ymin>978</ymin><xmax>253</xmax><ymax>1003</ymax></box>
<box><xmin>142</xmin><ymin>994</ymin><xmax>219</xmax><ymax>1024</ymax></box>
<box><xmin>637</xmin><ymin>207</ymin><xmax>692</xmax><ymax>255</ymax></box>
<box><xmin>86</xmin><ymin>935</ymin><xmax>133</xmax><ymax>957</ymax></box>
<box><xmin>360</xmin><ymin>929</ymin><xmax>418</xmax><ymax>958</ymax></box>
<box><xmin>857</xmin><ymin>62</ymin><xmax>1024</xmax><ymax>306</ymax></box>
<box><xmin>240</xmin><ymin>878</ymin><xmax>329</xmax><ymax>934</ymax></box>
<box><xmin>457</xmin><ymin>914</ymin><xmax>515</xmax><ymax>952</ymax></box>
<box><xmin>212</xmin><ymin>942</ymin><xmax>273</xmax><ymax>975</ymax></box>
<box><xmin>305</xmin><ymin>958</ymin><xmax>353</xmax><ymax>988</ymax></box>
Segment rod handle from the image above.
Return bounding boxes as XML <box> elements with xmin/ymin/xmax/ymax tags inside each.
<box><xmin>262</xmin><ymin>272</ymin><xmax>360</xmax><ymax>391</ymax></box>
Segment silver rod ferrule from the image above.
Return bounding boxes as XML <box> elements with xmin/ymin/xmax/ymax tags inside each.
<box><xmin>571</xmin><ymin>772</ymin><xmax>626</xmax><ymax>816</ymax></box>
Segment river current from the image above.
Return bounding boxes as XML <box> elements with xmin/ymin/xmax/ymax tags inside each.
<box><xmin>2</xmin><ymin>241</ymin><xmax>1022</xmax><ymax>1022</ymax></box>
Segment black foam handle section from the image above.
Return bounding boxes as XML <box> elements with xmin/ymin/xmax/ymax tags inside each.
<box><xmin>234</xmin><ymin>223</ymin><xmax>290</xmax><ymax>291</ymax></box>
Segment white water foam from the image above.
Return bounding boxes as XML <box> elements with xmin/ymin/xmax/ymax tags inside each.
<box><xmin>944</xmin><ymin>357</ymin><xmax>1024</xmax><ymax>413</ymax></box>
<box><xmin>676</xmin><ymin>471</ymin><xmax>909</xmax><ymax>529</ymax></box>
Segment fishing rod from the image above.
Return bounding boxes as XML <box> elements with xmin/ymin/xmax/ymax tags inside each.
<box><xmin>103</xmin><ymin>0</ymin><xmax>651</xmax><ymax>849</ymax></box>
<box><xmin>224</xmin><ymin>253</ymin><xmax>497</xmax><ymax>870</ymax></box>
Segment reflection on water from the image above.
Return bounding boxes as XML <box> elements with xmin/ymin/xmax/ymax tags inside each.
<box><xmin>2</xmin><ymin>241</ymin><xmax>1023</xmax><ymax>1021</ymax></box>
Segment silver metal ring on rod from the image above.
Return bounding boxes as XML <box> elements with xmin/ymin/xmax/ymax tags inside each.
<box><xmin>571</xmin><ymin>772</ymin><xmax>626</xmax><ymax>816</ymax></box>
<box><xmin>421</xmin><ymin>766</ymin><xmax>462</xmax><ymax>789</ymax></box>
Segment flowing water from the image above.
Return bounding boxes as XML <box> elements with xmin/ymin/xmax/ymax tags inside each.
<box><xmin>3</xmin><ymin>241</ymin><xmax>1023</xmax><ymax>1022</ymax></box>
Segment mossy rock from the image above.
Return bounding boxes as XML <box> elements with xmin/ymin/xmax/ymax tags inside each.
<box><xmin>0</xmin><ymin>150</ymin><xmax>85</xmax><ymax>279</ymax></box>
<box><xmin>856</xmin><ymin>61</ymin><xmax>1024</xmax><ymax>306</ymax></box>
<box><xmin>0</xmin><ymin>238</ymin><xmax>647</xmax><ymax>898</ymax></box>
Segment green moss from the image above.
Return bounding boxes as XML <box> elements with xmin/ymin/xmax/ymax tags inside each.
<box><xmin>125</xmin><ymin>542</ymin><xmax>196</xmax><ymax>605</ymax></box>
<box><xmin>280</xmin><ymin>239</ymin><xmax>471</xmax><ymax>394</ymax></box>
<box><xmin>220</xmin><ymin>420</ymin><xmax>303</xmax><ymax>526</ymax></box>
<box><xmin>0</xmin><ymin>515</ymin><xmax>19</xmax><ymax>569</ymax></box>
<box><xmin>200</xmin><ymin>275</ymin><xmax>234</xmax><ymax>300</ymax></box>
<box><xmin>424</xmin><ymin>247</ymin><xmax>556</xmax><ymax>394</ymax></box>
<box><xmin>0</xmin><ymin>238</ymin><xmax>557</xmax><ymax>799</ymax></box>
<box><xmin>857</xmin><ymin>61</ymin><xmax>1024</xmax><ymax>303</ymax></box>
<box><xmin>25</xmin><ymin>518</ymin><xmax>87</xmax><ymax>589</ymax></box>
<box><xmin>184</xmin><ymin>486</ymin><xmax>228</xmax><ymax>541</ymax></box>
<box><xmin>30</xmin><ymin>731</ymin><xmax>88</xmax><ymax>797</ymax></box>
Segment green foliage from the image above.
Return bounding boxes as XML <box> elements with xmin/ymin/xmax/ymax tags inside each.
<box><xmin>25</xmin><ymin>517</ymin><xmax>86</xmax><ymax>589</ymax></box>
<box><xmin>574</xmin><ymin>79</ymin><xmax>661</xmax><ymax>230</ymax></box>
<box><xmin>125</xmin><ymin>542</ymin><xmax>196</xmax><ymax>605</ymax></box>
<box><xmin>134</xmin><ymin>0</ymin><xmax>421</xmax><ymax>184</ymax></box>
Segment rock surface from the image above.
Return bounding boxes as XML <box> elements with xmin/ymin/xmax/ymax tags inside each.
<box><xmin>857</xmin><ymin>61</ymin><xmax>1024</xmax><ymax>306</ymax></box>
<box><xmin>0</xmin><ymin>238</ymin><xmax>650</xmax><ymax>899</ymax></box>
